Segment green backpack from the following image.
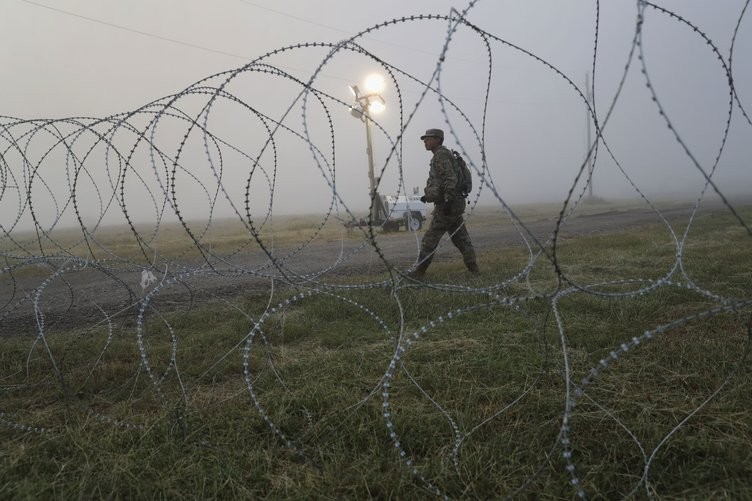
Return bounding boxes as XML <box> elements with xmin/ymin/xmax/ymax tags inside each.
<box><xmin>451</xmin><ymin>150</ymin><xmax>472</xmax><ymax>197</ymax></box>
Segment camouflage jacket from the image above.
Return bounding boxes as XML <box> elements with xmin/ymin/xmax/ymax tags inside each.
<box><xmin>422</xmin><ymin>145</ymin><xmax>457</xmax><ymax>204</ymax></box>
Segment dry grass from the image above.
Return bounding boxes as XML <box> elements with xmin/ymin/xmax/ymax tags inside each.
<box><xmin>0</xmin><ymin>201</ymin><xmax>750</xmax><ymax>499</ymax></box>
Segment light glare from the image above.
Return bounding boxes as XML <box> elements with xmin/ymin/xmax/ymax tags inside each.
<box><xmin>368</xmin><ymin>99</ymin><xmax>385</xmax><ymax>114</ymax></box>
<box><xmin>363</xmin><ymin>74</ymin><xmax>385</xmax><ymax>94</ymax></box>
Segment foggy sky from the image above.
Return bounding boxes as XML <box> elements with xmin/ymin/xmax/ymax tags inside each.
<box><xmin>1</xmin><ymin>0</ymin><xmax>750</xmax><ymax>227</ymax></box>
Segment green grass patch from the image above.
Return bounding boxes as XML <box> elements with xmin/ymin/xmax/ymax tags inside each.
<box><xmin>1</xmin><ymin>206</ymin><xmax>751</xmax><ymax>499</ymax></box>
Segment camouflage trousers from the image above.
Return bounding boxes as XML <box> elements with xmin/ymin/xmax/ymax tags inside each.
<box><xmin>417</xmin><ymin>210</ymin><xmax>477</xmax><ymax>270</ymax></box>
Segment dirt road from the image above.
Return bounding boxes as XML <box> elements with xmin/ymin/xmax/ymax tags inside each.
<box><xmin>0</xmin><ymin>199</ymin><xmax>743</xmax><ymax>335</ymax></box>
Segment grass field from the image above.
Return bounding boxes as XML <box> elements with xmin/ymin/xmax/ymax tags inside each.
<box><xmin>1</xmin><ymin>204</ymin><xmax>750</xmax><ymax>499</ymax></box>
<box><xmin>0</xmin><ymin>198</ymin><xmax>681</xmax><ymax>263</ymax></box>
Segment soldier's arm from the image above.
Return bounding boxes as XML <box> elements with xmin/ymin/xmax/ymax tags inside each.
<box><xmin>423</xmin><ymin>179</ymin><xmax>441</xmax><ymax>203</ymax></box>
<box><xmin>436</xmin><ymin>150</ymin><xmax>457</xmax><ymax>201</ymax></box>
<box><xmin>422</xmin><ymin>162</ymin><xmax>441</xmax><ymax>203</ymax></box>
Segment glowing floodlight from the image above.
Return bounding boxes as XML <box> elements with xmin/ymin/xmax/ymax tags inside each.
<box><xmin>348</xmin><ymin>73</ymin><xmax>387</xmax><ymax>119</ymax></box>
<box><xmin>363</xmin><ymin>74</ymin><xmax>385</xmax><ymax>94</ymax></box>
<box><xmin>368</xmin><ymin>96</ymin><xmax>386</xmax><ymax>114</ymax></box>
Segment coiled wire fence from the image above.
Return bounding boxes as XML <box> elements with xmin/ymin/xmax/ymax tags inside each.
<box><xmin>1</xmin><ymin>1</ymin><xmax>751</xmax><ymax>498</ymax></box>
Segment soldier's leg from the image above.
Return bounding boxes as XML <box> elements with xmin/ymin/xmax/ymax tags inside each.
<box><xmin>416</xmin><ymin>213</ymin><xmax>449</xmax><ymax>272</ymax></box>
<box><xmin>448</xmin><ymin>216</ymin><xmax>478</xmax><ymax>271</ymax></box>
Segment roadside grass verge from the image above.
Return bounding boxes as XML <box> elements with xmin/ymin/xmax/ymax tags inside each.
<box><xmin>0</xmin><ymin>207</ymin><xmax>750</xmax><ymax>499</ymax></box>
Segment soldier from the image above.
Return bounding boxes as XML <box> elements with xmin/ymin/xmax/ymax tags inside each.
<box><xmin>410</xmin><ymin>128</ymin><xmax>479</xmax><ymax>278</ymax></box>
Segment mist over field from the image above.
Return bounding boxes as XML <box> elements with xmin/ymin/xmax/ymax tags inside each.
<box><xmin>1</xmin><ymin>0</ymin><xmax>750</xmax><ymax>231</ymax></box>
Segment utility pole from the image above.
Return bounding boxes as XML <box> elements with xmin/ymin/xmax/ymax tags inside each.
<box><xmin>349</xmin><ymin>75</ymin><xmax>387</xmax><ymax>224</ymax></box>
<box><xmin>363</xmin><ymin>108</ymin><xmax>380</xmax><ymax>223</ymax></box>
<box><xmin>585</xmin><ymin>73</ymin><xmax>594</xmax><ymax>198</ymax></box>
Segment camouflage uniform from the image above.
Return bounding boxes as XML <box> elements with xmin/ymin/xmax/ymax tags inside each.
<box><xmin>416</xmin><ymin>145</ymin><xmax>477</xmax><ymax>273</ymax></box>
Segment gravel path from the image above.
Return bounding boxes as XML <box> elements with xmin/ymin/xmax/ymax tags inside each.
<box><xmin>0</xmin><ymin>200</ymin><xmax>741</xmax><ymax>335</ymax></box>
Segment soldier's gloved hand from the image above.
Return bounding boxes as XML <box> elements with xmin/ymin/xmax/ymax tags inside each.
<box><xmin>443</xmin><ymin>200</ymin><xmax>453</xmax><ymax>216</ymax></box>
<box><xmin>420</xmin><ymin>195</ymin><xmax>427</xmax><ymax>203</ymax></box>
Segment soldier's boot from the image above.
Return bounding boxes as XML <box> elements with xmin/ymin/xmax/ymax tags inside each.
<box><xmin>408</xmin><ymin>261</ymin><xmax>430</xmax><ymax>279</ymax></box>
<box><xmin>467</xmin><ymin>262</ymin><xmax>480</xmax><ymax>274</ymax></box>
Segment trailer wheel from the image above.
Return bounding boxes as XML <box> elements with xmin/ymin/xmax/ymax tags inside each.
<box><xmin>405</xmin><ymin>212</ymin><xmax>422</xmax><ymax>231</ymax></box>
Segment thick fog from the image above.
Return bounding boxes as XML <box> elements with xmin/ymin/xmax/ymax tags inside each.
<box><xmin>1</xmin><ymin>0</ymin><xmax>750</xmax><ymax>229</ymax></box>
